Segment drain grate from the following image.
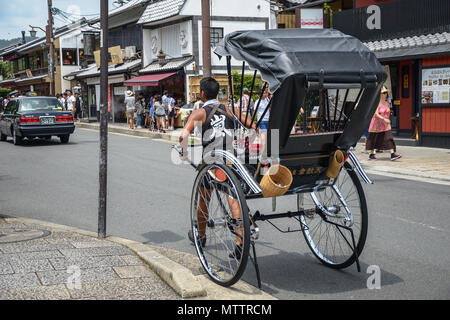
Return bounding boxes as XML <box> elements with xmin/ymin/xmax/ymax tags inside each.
<box><xmin>0</xmin><ymin>229</ymin><xmax>51</xmax><ymax>244</ymax></box>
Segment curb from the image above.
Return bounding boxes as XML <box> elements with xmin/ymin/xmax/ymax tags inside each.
<box><xmin>362</xmin><ymin>165</ymin><xmax>450</xmax><ymax>183</ymax></box>
<box><xmin>76</xmin><ymin>123</ymin><xmax>191</xmax><ymax>143</ymax></box>
<box><xmin>3</xmin><ymin>216</ymin><xmax>275</xmax><ymax>300</ymax></box>
<box><xmin>108</xmin><ymin>237</ymin><xmax>206</xmax><ymax>299</ymax></box>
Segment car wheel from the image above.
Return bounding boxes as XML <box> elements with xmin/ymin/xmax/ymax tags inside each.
<box><xmin>13</xmin><ymin>128</ymin><xmax>22</xmax><ymax>145</ymax></box>
<box><xmin>60</xmin><ymin>135</ymin><xmax>70</xmax><ymax>144</ymax></box>
<box><xmin>0</xmin><ymin>132</ymin><xmax>6</xmax><ymax>142</ymax></box>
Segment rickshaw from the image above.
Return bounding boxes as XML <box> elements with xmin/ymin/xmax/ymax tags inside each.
<box><xmin>175</xmin><ymin>28</ymin><xmax>387</xmax><ymax>288</ymax></box>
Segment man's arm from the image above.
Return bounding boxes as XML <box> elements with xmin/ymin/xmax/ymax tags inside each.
<box><xmin>179</xmin><ymin>108</ymin><xmax>206</xmax><ymax>156</ymax></box>
<box><xmin>179</xmin><ymin>108</ymin><xmax>206</xmax><ymax>143</ymax></box>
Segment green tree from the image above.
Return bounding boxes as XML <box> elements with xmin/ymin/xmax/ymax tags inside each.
<box><xmin>0</xmin><ymin>60</ymin><xmax>13</xmax><ymax>79</ymax></box>
<box><xmin>231</xmin><ymin>70</ymin><xmax>263</xmax><ymax>102</ymax></box>
<box><xmin>0</xmin><ymin>87</ymin><xmax>11</xmax><ymax>98</ymax></box>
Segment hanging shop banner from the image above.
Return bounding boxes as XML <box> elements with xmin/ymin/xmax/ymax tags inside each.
<box><xmin>421</xmin><ymin>66</ymin><xmax>450</xmax><ymax>104</ymax></box>
<box><xmin>94</xmin><ymin>46</ymin><xmax>123</xmax><ymax>67</ymax></box>
<box><xmin>300</xmin><ymin>9</ymin><xmax>323</xmax><ymax>29</ymax></box>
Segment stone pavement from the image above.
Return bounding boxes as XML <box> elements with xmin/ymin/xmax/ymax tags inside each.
<box><xmin>0</xmin><ymin>217</ymin><xmax>180</xmax><ymax>300</ymax></box>
<box><xmin>0</xmin><ymin>217</ymin><xmax>276</xmax><ymax>300</ymax></box>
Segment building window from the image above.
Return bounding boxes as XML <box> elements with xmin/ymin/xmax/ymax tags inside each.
<box><xmin>18</xmin><ymin>57</ymin><xmax>26</xmax><ymax>71</ymax></box>
<box><xmin>210</xmin><ymin>27</ymin><xmax>224</xmax><ymax>48</ymax></box>
<box><xmin>28</xmin><ymin>54</ymin><xmax>43</xmax><ymax>70</ymax></box>
<box><xmin>61</xmin><ymin>49</ymin><xmax>77</xmax><ymax>65</ymax></box>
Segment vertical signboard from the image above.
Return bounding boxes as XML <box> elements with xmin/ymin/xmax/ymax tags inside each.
<box><xmin>300</xmin><ymin>9</ymin><xmax>324</xmax><ymax>29</ymax></box>
<box><xmin>421</xmin><ymin>66</ymin><xmax>450</xmax><ymax>105</ymax></box>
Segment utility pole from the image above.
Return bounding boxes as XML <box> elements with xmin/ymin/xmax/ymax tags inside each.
<box><xmin>98</xmin><ymin>0</ymin><xmax>109</xmax><ymax>239</ymax></box>
<box><xmin>201</xmin><ymin>0</ymin><xmax>211</xmax><ymax>78</ymax></box>
<box><xmin>47</xmin><ymin>0</ymin><xmax>55</xmax><ymax>96</ymax></box>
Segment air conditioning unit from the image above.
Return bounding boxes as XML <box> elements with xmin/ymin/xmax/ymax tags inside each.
<box><xmin>124</xmin><ymin>46</ymin><xmax>136</xmax><ymax>59</ymax></box>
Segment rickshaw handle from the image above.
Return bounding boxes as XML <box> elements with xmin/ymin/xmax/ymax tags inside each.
<box><xmin>172</xmin><ymin>144</ymin><xmax>198</xmax><ymax>169</ymax></box>
<box><xmin>348</xmin><ymin>150</ymin><xmax>373</xmax><ymax>184</ymax></box>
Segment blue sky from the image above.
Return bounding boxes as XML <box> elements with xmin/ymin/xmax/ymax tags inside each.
<box><xmin>0</xmin><ymin>0</ymin><xmax>116</xmax><ymax>40</ymax></box>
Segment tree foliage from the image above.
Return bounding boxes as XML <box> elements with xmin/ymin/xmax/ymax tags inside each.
<box><xmin>0</xmin><ymin>87</ymin><xmax>12</xmax><ymax>98</ymax></box>
<box><xmin>231</xmin><ymin>70</ymin><xmax>263</xmax><ymax>102</ymax></box>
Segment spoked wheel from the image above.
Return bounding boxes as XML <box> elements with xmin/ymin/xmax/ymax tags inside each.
<box><xmin>191</xmin><ymin>163</ymin><xmax>250</xmax><ymax>287</ymax></box>
<box><xmin>299</xmin><ymin>162</ymin><xmax>368</xmax><ymax>269</ymax></box>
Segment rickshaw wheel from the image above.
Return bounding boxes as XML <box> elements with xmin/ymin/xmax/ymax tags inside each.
<box><xmin>299</xmin><ymin>162</ymin><xmax>368</xmax><ymax>269</ymax></box>
<box><xmin>190</xmin><ymin>163</ymin><xmax>250</xmax><ymax>287</ymax></box>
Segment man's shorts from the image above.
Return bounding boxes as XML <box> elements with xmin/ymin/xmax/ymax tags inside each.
<box><xmin>74</xmin><ymin>108</ymin><xmax>82</xmax><ymax>120</ymax></box>
<box><xmin>127</xmin><ymin>110</ymin><xmax>135</xmax><ymax>119</ymax></box>
<box><xmin>169</xmin><ymin>109</ymin><xmax>175</xmax><ymax>119</ymax></box>
<box><xmin>259</xmin><ymin>121</ymin><xmax>269</xmax><ymax>131</ymax></box>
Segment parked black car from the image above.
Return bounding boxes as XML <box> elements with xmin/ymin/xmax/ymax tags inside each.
<box><xmin>0</xmin><ymin>97</ymin><xmax>75</xmax><ymax>145</ymax></box>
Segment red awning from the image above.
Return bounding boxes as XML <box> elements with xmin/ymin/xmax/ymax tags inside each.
<box><xmin>124</xmin><ymin>72</ymin><xmax>176</xmax><ymax>86</ymax></box>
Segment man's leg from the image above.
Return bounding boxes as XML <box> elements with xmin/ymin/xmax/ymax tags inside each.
<box><xmin>197</xmin><ymin>186</ymin><xmax>211</xmax><ymax>239</ymax></box>
<box><xmin>227</xmin><ymin>196</ymin><xmax>243</xmax><ymax>246</ymax></box>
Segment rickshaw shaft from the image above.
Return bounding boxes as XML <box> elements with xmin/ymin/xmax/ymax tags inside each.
<box><xmin>252</xmin><ymin>209</ymin><xmax>313</xmax><ymax>222</ymax></box>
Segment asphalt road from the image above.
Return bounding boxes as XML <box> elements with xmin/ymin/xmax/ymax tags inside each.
<box><xmin>1</xmin><ymin>129</ymin><xmax>449</xmax><ymax>299</ymax></box>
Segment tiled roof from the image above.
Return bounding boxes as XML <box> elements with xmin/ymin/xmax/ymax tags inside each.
<box><xmin>138</xmin><ymin>0</ymin><xmax>186</xmax><ymax>25</ymax></box>
<box><xmin>364</xmin><ymin>32</ymin><xmax>450</xmax><ymax>52</ymax></box>
<box><xmin>76</xmin><ymin>59</ymin><xmax>142</xmax><ymax>79</ymax></box>
<box><xmin>110</xmin><ymin>0</ymin><xmax>147</xmax><ymax>15</ymax></box>
<box><xmin>139</xmin><ymin>55</ymin><xmax>193</xmax><ymax>74</ymax></box>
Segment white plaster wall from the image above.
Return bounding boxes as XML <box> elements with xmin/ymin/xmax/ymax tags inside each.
<box><xmin>142</xmin><ymin>20</ymin><xmax>193</xmax><ymax>66</ymax></box>
<box><xmin>181</xmin><ymin>0</ymin><xmax>270</xmax><ymax>18</ymax></box>
<box><xmin>197</xmin><ymin>20</ymin><xmax>267</xmax><ymax>69</ymax></box>
<box><xmin>142</xmin><ymin>29</ymin><xmax>153</xmax><ymax>66</ymax></box>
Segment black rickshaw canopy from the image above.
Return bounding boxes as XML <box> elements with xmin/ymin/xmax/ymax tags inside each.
<box><xmin>214</xmin><ymin>28</ymin><xmax>386</xmax><ymax>93</ymax></box>
<box><xmin>214</xmin><ymin>28</ymin><xmax>387</xmax><ymax>149</ymax></box>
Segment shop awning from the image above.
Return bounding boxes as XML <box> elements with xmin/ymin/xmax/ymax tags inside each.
<box><xmin>124</xmin><ymin>72</ymin><xmax>176</xmax><ymax>86</ymax></box>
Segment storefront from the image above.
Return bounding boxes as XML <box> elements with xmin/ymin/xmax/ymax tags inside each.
<box><xmin>74</xmin><ymin>59</ymin><xmax>141</xmax><ymax>123</ymax></box>
<box><xmin>366</xmin><ymin>45</ymin><xmax>450</xmax><ymax>148</ymax></box>
<box><xmin>333</xmin><ymin>0</ymin><xmax>450</xmax><ymax>148</ymax></box>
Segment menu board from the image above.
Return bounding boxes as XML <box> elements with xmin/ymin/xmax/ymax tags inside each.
<box><xmin>421</xmin><ymin>67</ymin><xmax>450</xmax><ymax>104</ymax></box>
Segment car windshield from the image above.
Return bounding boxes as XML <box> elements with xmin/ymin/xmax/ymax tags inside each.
<box><xmin>20</xmin><ymin>98</ymin><xmax>60</xmax><ymax>111</ymax></box>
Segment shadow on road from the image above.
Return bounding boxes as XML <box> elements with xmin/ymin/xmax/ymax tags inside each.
<box><xmin>240</xmin><ymin>251</ymin><xmax>403</xmax><ymax>296</ymax></box>
<box><xmin>141</xmin><ymin>230</ymin><xmax>185</xmax><ymax>244</ymax></box>
<box><xmin>4</xmin><ymin>138</ymin><xmax>75</xmax><ymax>147</ymax></box>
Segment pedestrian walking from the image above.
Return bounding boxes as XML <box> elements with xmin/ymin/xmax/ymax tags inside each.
<box><xmin>73</xmin><ymin>92</ymin><xmax>83</xmax><ymax>123</ymax></box>
<box><xmin>125</xmin><ymin>90</ymin><xmax>136</xmax><ymax>130</ymax></box>
<box><xmin>236</xmin><ymin>87</ymin><xmax>254</xmax><ymax>115</ymax></box>
<box><xmin>167</xmin><ymin>93</ymin><xmax>176</xmax><ymax>130</ymax></box>
<box><xmin>136</xmin><ymin>92</ymin><xmax>146</xmax><ymax>129</ymax></box>
<box><xmin>66</xmin><ymin>90</ymin><xmax>76</xmax><ymax>115</ymax></box>
<box><xmin>366</xmin><ymin>86</ymin><xmax>402</xmax><ymax>161</ymax></box>
<box><xmin>153</xmin><ymin>95</ymin><xmax>166</xmax><ymax>132</ymax></box>
<box><xmin>145</xmin><ymin>94</ymin><xmax>152</xmax><ymax>129</ymax></box>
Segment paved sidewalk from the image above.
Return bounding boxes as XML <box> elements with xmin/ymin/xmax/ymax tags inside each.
<box><xmin>76</xmin><ymin>122</ymin><xmax>187</xmax><ymax>143</ymax></box>
<box><xmin>353</xmin><ymin>143</ymin><xmax>450</xmax><ymax>183</ymax></box>
<box><xmin>0</xmin><ymin>217</ymin><xmax>276</xmax><ymax>300</ymax></box>
<box><xmin>0</xmin><ymin>217</ymin><xmax>179</xmax><ymax>300</ymax></box>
